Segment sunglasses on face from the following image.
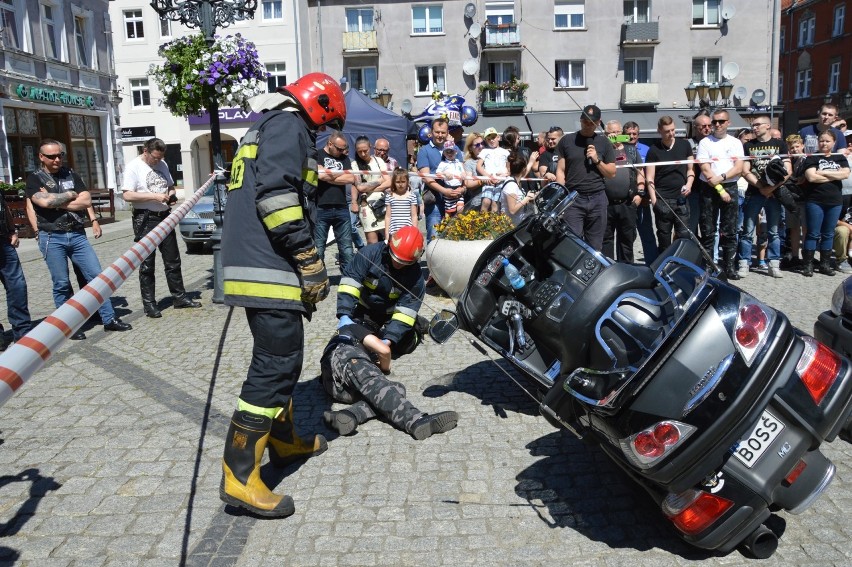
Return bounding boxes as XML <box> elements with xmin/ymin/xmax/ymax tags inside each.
<box><xmin>41</xmin><ymin>152</ymin><xmax>65</xmax><ymax>160</ymax></box>
<box><xmin>332</xmin><ymin>144</ymin><xmax>349</xmax><ymax>152</ymax></box>
<box><xmin>473</xmin><ymin>142</ymin><xmax>484</xmax><ymax>148</ymax></box>
<box><xmin>711</xmin><ymin>119</ymin><xmax>728</xmax><ymax>125</ymax></box>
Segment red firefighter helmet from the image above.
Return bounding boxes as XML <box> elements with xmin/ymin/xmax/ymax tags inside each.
<box><xmin>388</xmin><ymin>226</ymin><xmax>425</xmax><ymax>266</ymax></box>
<box><xmin>281</xmin><ymin>72</ymin><xmax>346</xmax><ymax>129</ymax></box>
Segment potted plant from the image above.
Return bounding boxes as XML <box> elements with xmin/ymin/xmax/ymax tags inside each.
<box><xmin>425</xmin><ymin>210</ymin><xmax>514</xmax><ymax>297</ymax></box>
<box><xmin>148</xmin><ymin>33</ymin><xmax>268</xmax><ymax>117</ymax></box>
<box><xmin>477</xmin><ymin>77</ymin><xmax>529</xmax><ymax>95</ymax></box>
<box><xmin>0</xmin><ymin>179</ymin><xmax>26</xmax><ymax>198</ymax></box>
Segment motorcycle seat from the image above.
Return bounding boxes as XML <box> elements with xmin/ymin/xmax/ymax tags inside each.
<box><xmin>558</xmin><ymin>262</ymin><xmax>656</xmax><ymax>371</ymax></box>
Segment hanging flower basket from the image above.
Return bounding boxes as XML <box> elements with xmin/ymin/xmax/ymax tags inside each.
<box><xmin>148</xmin><ymin>33</ymin><xmax>268</xmax><ymax>118</ymax></box>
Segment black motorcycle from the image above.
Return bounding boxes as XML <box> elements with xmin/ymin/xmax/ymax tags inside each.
<box><xmin>429</xmin><ymin>183</ymin><xmax>852</xmax><ymax>558</ymax></box>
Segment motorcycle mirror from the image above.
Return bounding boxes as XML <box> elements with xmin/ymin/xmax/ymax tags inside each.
<box><xmin>429</xmin><ymin>309</ymin><xmax>460</xmax><ymax>344</ymax></box>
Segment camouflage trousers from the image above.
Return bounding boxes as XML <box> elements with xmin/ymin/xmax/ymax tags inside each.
<box><xmin>320</xmin><ymin>343</ymin><xmax>424</xmax><ymax>433</ymax></box>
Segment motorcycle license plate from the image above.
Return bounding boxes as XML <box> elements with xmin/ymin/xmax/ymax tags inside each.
<box><xmin>732</xmin><ymin>410</ymin><xmax>785</xmax><ymax>468</ymax></box>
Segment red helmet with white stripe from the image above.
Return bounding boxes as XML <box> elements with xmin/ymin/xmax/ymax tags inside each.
<box><xmin>388</xmin><ymin>226</ymin><xmax>425</xmax><ymax>266</ymax></box>
<box><xmin>281</xmin><ymin>72</ymin><xmax>346</xmax><ymax>129</ymax></box>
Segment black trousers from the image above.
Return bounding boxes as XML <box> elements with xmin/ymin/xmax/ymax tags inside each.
<box><xmin>239</xmin><ymin>308</ymin><xmax>304</xmax><ymax>409</ymax></box>
<box><xmin>134</xmin><ymin>210</ymin><xmax>186</xmax><ymax>303</ymax></box>
<box><xmin>699</xmin><ymin>183</ymin><xmax>739</xmax><ymax>262</ymax></box>
<box><xmin>653</xmin><ymin>196</ymin><xmax>691</xmax><ymax>253</ymax></box>
<box><xmin>602</xmin><ymin>201</ymin><xmax>637</xmax><ymax>263</ymax></box>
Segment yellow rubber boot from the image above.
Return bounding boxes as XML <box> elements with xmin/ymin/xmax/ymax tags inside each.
<box><xmin>267</xmin><ymin>399</ymin><xmax>328</xmax><ymax>468</ymax></box>
<box><xmin>220</xmin><ymin>410</ymin><xmax>295</xmax><ymax>518</ymax></box>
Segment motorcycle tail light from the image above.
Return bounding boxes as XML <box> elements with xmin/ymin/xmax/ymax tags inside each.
<box><xmin>620</xmin><ymin>420</ymin><xmax>696</xmax><ymax>469</ymax></box>
<box><xmin>733</xmin><ymin>298</ymin><xmax>775</xmax><ymax>366</ymax></box>
<box><xmin>796</xmin><ymin>336</ymin><xmax>842</xmax><ymax>405</ymax></box>
<box><xmin>662</xmin><ymin>489</ymin><xmax>734</xmax><ymax>536</ymax></box>
<box><xmin>784</xmin><ymin>459</ymin><xmax>807</xmax><ymax>487</ymax></box>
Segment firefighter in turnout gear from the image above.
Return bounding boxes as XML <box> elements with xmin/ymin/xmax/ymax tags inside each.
<box><xmin>219</xmin><ymin>72</ymin><xmax>345</xmax><ymax>518</ymax></box>
<box><xmin>323</xmin><ymin>227</ymin><xmax>458</xmax><ymax>438</ymax></box>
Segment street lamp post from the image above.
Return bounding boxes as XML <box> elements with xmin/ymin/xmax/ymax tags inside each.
<box><xmin>150</xmin><ymin>0</ymin><xmax>257</xmax><ymax>303</ymax></box>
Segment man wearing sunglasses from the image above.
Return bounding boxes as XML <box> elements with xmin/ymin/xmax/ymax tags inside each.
<box><xmin>26</xmin><ymin>139</ymin><xmax>132</xmax><ymax>338</ymax></box>
<box><xmin>696</xmin><ymin>110</ymin><xmax>745</xmax><ymax>280</ymax></box>
<box><xmin>316</xmin><ymin>131</ymin><xmax>357</xmax><ymax>269</ymax></box>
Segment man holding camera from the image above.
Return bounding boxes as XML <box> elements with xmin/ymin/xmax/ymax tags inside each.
<box><xmin>121</xmin><ymin>138</ymin><xmax>201</xmax><ymax>318</ymax></box>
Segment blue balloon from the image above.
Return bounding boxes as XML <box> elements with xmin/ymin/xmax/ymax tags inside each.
<box><xmin>418</xmin><ymin>124</ymin><xmax>432</xmax><ymax>144</ymax></box>
<box><xmin>461</xmin><ymin>105</ymin><xmax>478</xmax><ymax>126</ymax></box>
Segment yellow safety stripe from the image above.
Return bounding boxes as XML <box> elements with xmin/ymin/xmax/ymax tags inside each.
<box><xmin>391</xmin><ymin>311</ymin><xmax>416</xmax><ymax>326</ymax></box>
<box><xmin>262</xmin><ymin>206</ymin><xmax>304</xmax><ymax>230</ymax></box>
<box><xmin>363</xmin><ymin>280</ymin><xmax>377</xmax><ymax>290</ymax></box>
<box><xmin>238</xmin><ymin>399</ymin><xmax>281</xmax><ymax>419</ymax></box>
<box><xmin>258</xmin><ymin>193</ymin><xmax>301</xmax><ymax>217</ymax></box>
<box><xmin>224</xmin><ymin>280</ymin><xmax>302</xmax><ymax>301</ymax></box>
<box><xmin>396</xmin><ymin>305</ymin><xmax>419</xmax><ymax>320</ymax></box>
<box><xmin>338</xmin><ymin>284</ymin><xmax>361</xmax><ymax>298</ymax></box>
<box><xmin>388</xmin><ymin>291</ymin><xmax>400</xmax><ymax>299</ymax></box>
<box><xmin>303</xmin><ymin>167</ymin><xmax>318</xmax><ymax>186</ymax></box>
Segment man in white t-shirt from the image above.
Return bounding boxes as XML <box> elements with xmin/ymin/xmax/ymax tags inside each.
<box><xmin>696</xmin><ymin>110</ymin><xmax>745</xmax><ymax>280</ymax></box>
<box><xmin>121</xmin><ymin>138</ymin><xmax>201</xmax><ymax>318</ymax></box>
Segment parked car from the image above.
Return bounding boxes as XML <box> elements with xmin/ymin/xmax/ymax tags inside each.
<box><xmin>178</xmin><ymin>184</ymin><xmax>221</xmax><ymax>253</ymax></box>
<box><xmin>814</xmin><ymin>275</ymin><xmax>852</xmax><ymax>358</ymax></box>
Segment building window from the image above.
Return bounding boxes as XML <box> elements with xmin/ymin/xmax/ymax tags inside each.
<box><xmin>130</xmin><ymin>78</ymin><xmax>151</xmax><ymax>108</ymax></box>
<box><xmin>261</xmin><ymin>0</ymin><xmax>283</xmax><ymax>21</ymax></box>
<box><xmin>159</xmin><ymin>15</ymin><xmax>172</xmax><ymax>38</ymax></box>
<box><xmin>829</xmin><ymin>59</ymin><xmax>841</xmax><ymax>94</ymax></box>
<box><xmin>74</xmin><ymin>15</ymin><xmax>90</xmax><ymax>67</ymax></box>
<box><xmin>692</xmin><ymin>0</ymin><xmax>720</xmax><ymax>27</ymax></box>
<box><xmin>124</xmin><ymin>9</ymin><xmax>144</xmax><ymax>40</ymax></box>
<box><xmin>411</xmin><ymin>5</ymin><xmax>443</xmax><ymax>35</ymax></box>
<box><xmin>624</xmin><ymin>0</ymin><xmax>649</xmax><ymax>23</ymax></box>
<box><xmin>833</xmin><ymin>4</ymin><xmax>845</xmax><ymax>37</ymax></box>
<box><xmin>795</xmin><ymin>68</ymin><xmax>812</xmax><ymax>99</ymax></box>
<box><xmin>415</xmin><ymin>65</ymin><xmax>445</xmax><ymax>94</ymax></box>
<box><xmin>1</xmin><ymin>0</ymin><xmax>20</xmax><ymax>49</ymax></box>
<box><xmin>798</xmin><ymin>14</ymin><xmax>815</xmax><ymax>47</ymax></box>
<box><xmin>266</xmin><ymin>63</ymin><xmax>287</xmax><ymax>92</ymax></box>
<box><xmin>349</xmin><ymin>66</ymin><xmax>377</xmax><ymax>95</ymax></box>
<box><xmin>555</xmin><ymin>60</ymin><xmax>585</xmax><ymax>88</ymax></box>
<box><xmin>346</xmin><ymin>7</ymin><xmax>374</xmax><ymax>32</ymax></box>
<box><xmin>488</xmin><ymin>61</ymin><xmax>516</xmax><ymax>85</ymax></box>
<box><xmin>41</xmin><ymin>3</ymin><xmax>60</xmax><ymax>59</ymax></box>
<box><xmin>625</xmin><ymin>58</ymin><xmax>650</xmax><ymax>83</ymax></box>
<box><xmin>485</xmin><ymin>0</ymin><xmax>514</xmax><ymax>26</ymax></box>
<box><xmin>780</xmin><ymin>25</ymin><xmax>785</xmax><ymax>52</ymax></box>
<box><xmin>554</xmin><ymin>0</ymin><xmax>584</xmax><ymax>30</ymax></box>
<box><xmin>691</xmin><ymin>57</ymin><xmax>720</xmax><ymax>84</ymax></box>
<box><xmin>778</xmin><ymin>72</ymin><xmax>784</xmax><ymax>102</ymax></box>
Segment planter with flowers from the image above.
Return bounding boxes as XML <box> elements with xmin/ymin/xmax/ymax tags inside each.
<box><xmin>0</xmin><ymin>179</ymin><xmax>26</xmax><ymax>198</ymax></box>
<box><xmin>478</xmin><ymin>78</ymin><xmax>529</xmax><ymax>112</ymax></box>
<box><xmin>425</xmin><ymin>210</ymin><xmax>515</xmax><ymax>297</ymax></box>
<box><xmin>148</xmin><ymin>33</ymin><xmax>268</xmax><ymax>117</ymax></box>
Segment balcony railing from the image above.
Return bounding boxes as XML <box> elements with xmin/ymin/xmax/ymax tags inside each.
<box><xmin>484</xmin><ymin>22</ymin><xmax>521</xmax><ymax>48</ymax></box>
<box><xmin>620</xmin><ymin>21</ymin><xmax>660</xmax><ymax>45</ymax></box>
<box><xmin>480</xmin><ymin>89</ymin><xmax>527</xmax><ymax>112</ymax></box>
<box><xmin>342</xmin><ymin>30</ymin><xmax>378</xmax><ymax>53</ymax></box>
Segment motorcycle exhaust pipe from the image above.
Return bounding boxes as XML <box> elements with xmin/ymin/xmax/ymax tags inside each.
<box><xmin>738</xmin><ymin>524</ymin><xmax>778</xmax><ymax>559</ymax></box>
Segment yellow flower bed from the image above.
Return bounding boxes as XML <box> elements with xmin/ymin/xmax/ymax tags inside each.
<box><xmin>434</xmin><ymin>210</ymin><xmax>514</xmax><ymax>241</ymax></box>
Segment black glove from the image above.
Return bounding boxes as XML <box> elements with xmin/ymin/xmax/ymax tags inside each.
<box><xmin>298</xmin><ymin>249</ymin><xmax>329</xmax><ymax>304</ymax></box>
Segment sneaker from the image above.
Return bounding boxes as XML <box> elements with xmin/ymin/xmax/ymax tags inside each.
<box><xmin>837</xmin><ymin>261</ymin><xmax>852</xmax><ymax>274</ymax></box>
<box><xmin>737</xmin><ymin>260</ymin><xmax>750</xmax><ymax>278</ymax></box>
<box><xmin>767</xmin><ymin>260</ymin><xmax>784</xmax><ymax>278</ymax></box>
<box><xmin>756</xmin><ymin>261</ymin><xmax>768</xmax><ymax>271</ymax></box>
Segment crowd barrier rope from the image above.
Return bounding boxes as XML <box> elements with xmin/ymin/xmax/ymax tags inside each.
<box><xmin>0</xmin><ymin>174</ymin><xmax>218</xmax><ymax>409</ymax></box>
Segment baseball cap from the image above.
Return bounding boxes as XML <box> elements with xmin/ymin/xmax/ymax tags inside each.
<box><xmin>483</xmin><ymin>127</ymin><xmax>499</xmax><ymax>138</ymax></box>
<box><xmin>582</xmin><ymin>105</ymin><xmax>602</xmax><ymax>122</ymax></box>
<box><xmin>442</xmin><ymin>140</ymin><xmax>457</xmax><ymax>151</ymax></box>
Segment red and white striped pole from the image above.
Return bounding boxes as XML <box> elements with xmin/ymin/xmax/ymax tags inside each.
<box><xmin>0</xmin><ymin>174</ymin><xmax>217</xmax><ymax>409</ymax></box>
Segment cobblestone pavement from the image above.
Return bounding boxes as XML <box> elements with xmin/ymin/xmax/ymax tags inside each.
<box><xmin>0</xmin><ymin>218</ymin><xmax>849</xmax><ymax>566</ymax></box>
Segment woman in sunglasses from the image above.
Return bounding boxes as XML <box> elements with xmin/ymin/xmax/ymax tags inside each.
<box><xmin>462</xmin><ymin>132</ymin><xmax>485</xmax><ymax>211</ymax></box>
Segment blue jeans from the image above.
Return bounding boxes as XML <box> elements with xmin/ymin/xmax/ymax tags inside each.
<box><xmin>0</xmin><ymin>240</ymin><xmax>32</xmax><ymax>340</ymax></box>
<box><xmin>38</xmin><ymin>229</ymin><xmax>117</xmax><ymax>324</ymax></box>
<box><xmin>739</xmin><ymin>195</ymin><xmax>782</xmax><ymax>262</ymax></box>
<box><xmin>424</xmin><ymin>201</ymin><xmax>444</xmax><ymax>243</ymax></box>
<box><xmin>349</xmin><ymin>210</ymin><xmax>366</xmax><ymax>249</ymax></box>
<box><xmin>804</xmin><ymin>201</ymin><xmax>843</xmax><ymax>251</ymax></box>
<box><xmin>314</xmin><ymin>207</ymin><xmax>354</xmax><ymax>269</ymax></box>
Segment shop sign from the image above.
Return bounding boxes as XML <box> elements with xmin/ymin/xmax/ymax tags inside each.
<box><xmin>121</xmin><ymin>126</ymin><xmax>157</xmax><ymax>143</ymax></box>
<box><xmin>15</xmin><ymin>83</ymin><xmax>95</xmax><ymax>109</ymax></box>
<box><xmin>187</xmin><ymin>107</ymin><xmax>262</xmax><ymax>125</ymax></box>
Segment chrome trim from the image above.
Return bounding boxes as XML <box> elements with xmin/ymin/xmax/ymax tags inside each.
<box><xmin>788</xmin><ymin>462</ymin><xmax>835</xmax><ymax>514</ymax></box>
<box><xmin>682</xmin><ymin>353</ymin><xmax>735</xmax><ymax>416</ymax></box>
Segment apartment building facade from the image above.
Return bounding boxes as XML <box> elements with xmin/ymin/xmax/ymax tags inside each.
<box><xmin>304</xmin><ymin>0</ymin><xmax>780</xmax><ymax>136</ymax></box>
<box><xmin>0</xmin><ymin>0</ymin><xmax>119</xmax><ymax>188</ymax></box>
<box><xmin>779</xmin><ymin>0</ymin><xmax>852</xmax><ymax>128</ymax></box>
